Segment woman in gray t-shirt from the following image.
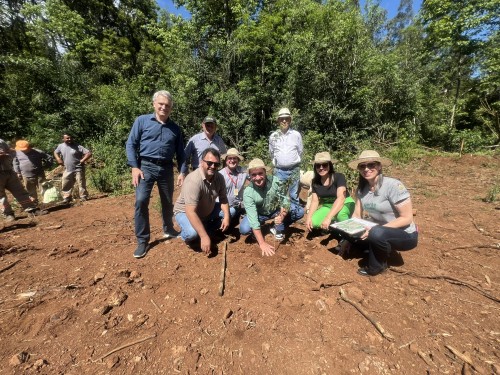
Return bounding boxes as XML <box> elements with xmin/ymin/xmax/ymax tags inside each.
<box><xmin>347</xmin><ymin>150</ymin><xmax>418</xmax><ymax>276</ymax></box>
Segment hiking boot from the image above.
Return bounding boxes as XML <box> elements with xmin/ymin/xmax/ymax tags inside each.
<box><xmin>270</xmin><ymin>227</ymin><xmax>284</xmax><ymax>241</ymax></box>
<box><xmin>133</xmin><ymin>243</ymin><xmax>149</xmax><ymax>259</ymax></box>
<box><xmin>4</xmin><ymin>214</ymin><xmax>15</xmax><ymax>222</ymax></box>
<box><xmin>163</xmin><ymin>229</ymin><xmax>180</xmax><ymax>239</ymax></box>
<box><xmin>62</xmin><ymin>197</ymin><xmax>72</xmax><ymax>204</ymax></box>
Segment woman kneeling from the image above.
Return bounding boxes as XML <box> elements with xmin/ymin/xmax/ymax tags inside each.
<box><xmin>306</xmin><ymin>152</ymin><xmax>355</xmax><ymax>232</ymax></box>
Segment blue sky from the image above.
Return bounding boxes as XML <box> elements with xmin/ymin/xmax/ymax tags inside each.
<box><xmin>156</xmin><ymin>0</ymin><xmax>423</xmax><ymax>20</ymax></box>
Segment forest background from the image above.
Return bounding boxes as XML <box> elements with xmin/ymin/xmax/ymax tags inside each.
<box><xmin>1</xmin><ymin>0</ymin><xmax>499</xmax><ymax>194</ymax></box>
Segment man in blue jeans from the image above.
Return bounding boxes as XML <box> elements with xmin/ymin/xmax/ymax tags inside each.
<box><xmin>240</xmin><ymin>158</ymin><xmax>304</xmax><ymax>256</ymax></box>
<box><xmin>126</xmin><ymin>90</ymin><xmax>185</xmax><ymax>259</ymax></box>
<box><xmin>269</xmin><ymin>107</ymin><xmax>303</xmax><ymax>207</ymax></box>
<box><xmin>174</xmin><ymin>148</ymin><xmax>230</xmax><ymax>255</ymax></box>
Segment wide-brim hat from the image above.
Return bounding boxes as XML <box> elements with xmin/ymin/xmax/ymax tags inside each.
<box><xmin>277</xmin><ymin>107</ymin><xmax>291</xmax><ymax>118</ymax></box>
<box><xmin>15</xmin><ymin>140</ymin><xmax>31</xmax><ymax>151</ymax></box>
<box><xmin>312</xmin><ymin>151</ymin><xmax>337</xmax><ymax>165</ymax></box>
<box><xmin>348</xmin><ymin>150</ymin><xmax>392</xmax><ymax>169</ymax></box>
<box><xmin>222</xmin><ymin>148</ymin><xmax>244</xmax><ymax>161</ymax></box>
<box><xmin>247</xmin><ymin>158</ymin><xmax>267</xmax><ymax>173</ymax></box>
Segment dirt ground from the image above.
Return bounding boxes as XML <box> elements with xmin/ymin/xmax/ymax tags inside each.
<box><xmin>1</xmin><ymin>154</ymin><xmax>499</xmax><ymax>375</ymax></box>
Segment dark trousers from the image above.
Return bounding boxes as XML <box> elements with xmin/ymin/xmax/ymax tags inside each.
<box><xmin>364</xmin><ymin>226</ymin><xmax>418</xmax><ymax>272</ymax></box>
<box><xmin>134</xmin><ymin>161</ymin><xmax>175</xmax><ymax>244</ymax></box>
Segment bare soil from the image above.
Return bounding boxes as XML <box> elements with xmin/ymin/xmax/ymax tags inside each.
<box><xmin>1</xmin><ymin>154</ymin><xmax>499</xmax><ymax>375</ymax></box>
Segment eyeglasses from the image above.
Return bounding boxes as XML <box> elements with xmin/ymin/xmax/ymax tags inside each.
<box><xmin>250</xmin><ymin>171</ymin><xmax>265</xmax><ymax>178</ymax></box>
<box><xmin>203</xmin><ymin>160</ymin><xmax>221</xmax><ymax>168</ymax></box>
<box><xmin>226</xmin><ymin>157</ymin><xmax>239</xmax><ymax>162</ymax></box>
<box><xmin>315</xmin><ymin>163</ymin><xmax>329</xmax><ymax>169</ymax></box>
<box><xmin>357</xmin><ymin>162</ymin><xmax>378</xmax><ymax>171</ymax></box>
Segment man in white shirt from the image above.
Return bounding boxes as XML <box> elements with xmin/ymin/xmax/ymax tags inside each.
<box><xmin>269</xmin><ymin>108</ymin><xmax>303</xmax><ymax>206</ymax></box>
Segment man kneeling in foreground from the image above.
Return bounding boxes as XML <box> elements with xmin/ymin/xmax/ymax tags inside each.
<box><xmin>239</xmin><ymin>158</ymin><xmax>304</xmax><ymax>256</ymax></box>
<box><xmin>174</xmin><ymin>148</ymin><xmax>230</xmax><ymax>255</ymax></box>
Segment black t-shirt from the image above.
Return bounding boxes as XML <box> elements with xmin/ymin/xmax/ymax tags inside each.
<box><xmin>312</xmin><ymin>173</ymin><xmax>350</xmax><ymax>204</ymax></box>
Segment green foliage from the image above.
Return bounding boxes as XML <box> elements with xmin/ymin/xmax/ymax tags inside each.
<box><xmin>386</xmin><ymin>138</ymin><xmax>425</xmax><ymax>164</ymax></box>
<box><xmin>483</xmin><ymin>183</ymin><xmax>500</xmax><ymax>203</ymax></box>
<box><xmin>244</xmin><ymin>137</ymin><xmax>271</xmax><ymax>166</ymax></box>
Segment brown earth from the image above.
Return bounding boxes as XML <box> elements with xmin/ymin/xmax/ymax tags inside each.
<box><xmin>1</xmin><ymin>154</ymin><xmax>499</xmax><ymax>375</ymax></box>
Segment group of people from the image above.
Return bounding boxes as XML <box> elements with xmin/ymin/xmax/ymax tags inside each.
<box><xmin>126</xmin><ymin>90</ymin><xmax>418</xmax><ymax>276</ymax></box>
<box><xmin>0</xmin><ymin>133</ymin><xmax>92</xmax><ymax>221</ymax></box>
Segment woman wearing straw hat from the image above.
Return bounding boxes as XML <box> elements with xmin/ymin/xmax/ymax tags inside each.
<box><xmin>347</xmin><ymin>150</ymin><xmax>418</xmax><ymax>276</ymax></box>
<box><xmin>305</xmin><ymin>152</ymin><xmax>355</xmax><ymax>232</ymax></box>
<box><xmin>219</xmin><ymin>148</ymin><xmax>248</xmax><ymax>223</ymax></box>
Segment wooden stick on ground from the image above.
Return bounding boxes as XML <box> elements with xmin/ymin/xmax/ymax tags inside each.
<box><xmin>390</xmin><ymin>268</ymin><xmax>500</xmax><ymax>303</ymax></box>
<box><xmin>218</xmin><ymin>241</ymin><xmax>227</xmax><ymax>296</ymax></box>
<box><xmin>0</xmin><ymin>260</ymin><xmax>21</xmax><ymax>274</ymax></box>
<box><xmin>95</xmin><ymin>333</ymin><xmax>157</xmax><ymax>362</ymax></box>
<box><xmin>339</xmin><ymin>288</ymin><xmax>395</xmax><ymax>342</ymax></box>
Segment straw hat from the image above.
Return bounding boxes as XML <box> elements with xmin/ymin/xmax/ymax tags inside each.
<box><xmin>312</xmin><ymin>151</ymin><xmax>337</xmax><ymax>165</ymax></box>
<box><xmin>247</xmin><ymin>158</ymin><xmax>267</xmax><ymax>173</ymax></box>
<box><xmin>15</xmin><ymin>140</ymin><xmax>31</xmax><ymax>151</ymax></box>
<box><xmin>222</xmin><ymin>148</ymin><xmax>244</xmax><ymax>161</ymax></box>
<box><xmin>277</xmin><ymin>108</ymin><xmax>291</xmax><ymax>118</ymax></box>
<box><xmin>348</xmin><ymin>150</ymin><xmax>392</xmax><ymax>169</ymax></box>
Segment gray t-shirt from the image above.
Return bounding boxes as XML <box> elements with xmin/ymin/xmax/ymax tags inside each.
<box><xmin>358</xmin><ymin>176</ymin><xmax>416</xmax><ymax>233</ymax></box>
<box><xmin>54</xmin><ymin>143</ymin><xmax>90</xmax><ymax>172</ymax></box>
<box><xmin>174</xmin><ymin>168</ymin><xmax>228</xmax><ymax>219</ymax></box>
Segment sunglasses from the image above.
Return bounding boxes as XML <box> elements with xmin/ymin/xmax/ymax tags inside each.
<box><xmin>203</xmin><ymin>160</ymin><xmax>221</xmax><ymax>168</ymax></box>
<box><xmin>357</xmin><ymin>162</ymin><xmax>378</xmax><ymax>171</ymax></box>
<box><xmin>315</xmin><ymin>163</ymin><xmax>329</xmax><ymax>169</ymax></box>
<box><xmin>250</xmin><ymin>171</ymin><xmax>265</xmax><ymax>178</ymax></box>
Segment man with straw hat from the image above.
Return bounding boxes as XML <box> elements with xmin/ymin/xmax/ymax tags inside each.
<box><xmin>219</xmin><ymin>148</ymin><xmax>248</xmax><ymax>223</ymax></box>
<box><xmin>14</xmin><ymin>140</ymin><xmax>53</xmax><ymax>205</ymax></box>
<box><xmin>239</xmin><ymin>158</ymin><xmax>304</xmax><ymax>256</ymax></box>
<box><xmin>269</xmin><ymin>107</ymin><xmax>303</xmax><ymax>207</ymax></box>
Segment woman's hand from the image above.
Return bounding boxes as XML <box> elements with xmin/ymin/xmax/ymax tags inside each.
<box><xmin>360</xmin><ymin>227</ymin><xmax>371</xmax><ymax>240</ymax></box>
<box><xmin>306</xmin><ymin>217</ymin><xmax>313</xmax><ymax>232</ymax></box>
<box><xmin>321</xmin><ymin>218</ymin><xmax>331</xmax><ymax>230</ymax></box>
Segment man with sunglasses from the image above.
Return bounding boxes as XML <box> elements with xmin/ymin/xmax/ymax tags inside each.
<box><xmin>239</xmin><ymin>158</ymin><xmax>304</xmax><ymax>256</ymax></box>
<box><xmin>174</xmin><ymin>148</ymin><xmax>230</xmax><ymax>255</ymax></box>
<box><xmin>177</xmin><ymin>116</ymin><xmax>227</xmax><ymax>187</ymax></box>
<box><xmin>269</xmin><ymin>108</ymin><xmax>303</xmax><ymax>207</ymax></box>
<box><xmin>126</xmin><ymin>90</ymin><xmax>185</xmax><ymax>259</ymax></box>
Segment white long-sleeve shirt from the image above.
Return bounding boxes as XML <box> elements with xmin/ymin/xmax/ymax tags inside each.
<box><xmin>269</xmin><ymin>128</ymin><xmax>303</xmax><ymax>168</ymax></box>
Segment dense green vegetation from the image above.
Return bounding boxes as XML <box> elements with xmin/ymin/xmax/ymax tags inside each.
<box><xmin>1</xmin><ymin>0</ymin><xmax>498</xmax><ymax>192</ymax></box>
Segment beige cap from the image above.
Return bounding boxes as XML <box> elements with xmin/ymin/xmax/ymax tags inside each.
<box><xmin>348</xmin><ymin>150</ymin><xmax>392</xmax><ymax>169</ymax></box>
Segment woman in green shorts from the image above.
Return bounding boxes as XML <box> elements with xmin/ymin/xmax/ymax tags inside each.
<box><xmin>305</xmin><ymin>152</ymin><xmax>355</xmax><ymax>232</ymax></box>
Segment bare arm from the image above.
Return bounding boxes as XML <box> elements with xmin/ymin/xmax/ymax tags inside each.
<box><xmin>384</xmin><ymin>198</ymin><xmax>414</xmax><ymax>228</ymax></box>
<box><xmin>306</xmin><ymin>193</ymin><xmax>319</xmax><ymax>231</ymax></box>
<box><xmin>321</xmin><ymin>186</ymin><xmax>347</xmax><ymax>229</ymax></box>
<box><xmin>220</xmin><ymin>203</ymin><xmax>230</xmax><ymax>232</ymax></box>
<box><xmin>252</xmin><ymin>228</ymin><xmax>275</xmax><ymax>256</ymax></box>
<box><xmin>80</xmin><ymin>151</ymin><xmax>92</xmax><ymax>164</ymax></box>
<box><xmin>53</xmin><ymin>150</ymin><xmax>63</xmax><ymax>165</ymax></box>
<box><xmin>185</xmin><ymin>204</ymin><xmax>211</xmax><ymax>255</ymax></box>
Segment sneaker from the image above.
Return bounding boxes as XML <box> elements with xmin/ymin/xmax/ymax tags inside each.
<box><xmin>133</xmin><ymin>243</ymin><xmax>149</xmax><ymax>259</ymax></box>
<box><xmin>26</xmin><ymin>209</ymin><xmax>48</xmax><ymax>216</ymax></box>
<box><xmin>270</xmin><ymin>227</ymin><xmax>284</xmax><ymax>241</ymax></box>
<box><xmin>357</xmin><ymin>265</ymin><xmax>388</xmax><ymax>277</ymax></box>
<box><xmin>62</xmin><ymin>197</ymin><xmax>71</xmax><ymax>204</ymax></box>
<box><xmin>4</xmin><ymin>214</ymin><xmax>15</xmax><ymax>222</ymax></box>
<box><xmin>163</xmin><ymin>229</ymin><xmax>180</xmax><ymax>239</ymax></box>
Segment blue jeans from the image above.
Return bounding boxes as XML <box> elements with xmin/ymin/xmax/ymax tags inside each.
<box><xmin>175</xmin><ymin>205</ymin><xmax>222</xmax><ymax>242</ymax></box>
<box><xmin>134</xmin><ymin>160</ymin><xmax>175</xmax><ymax>244</ymax></box>
<box><xmin>274</xmin><ymin>166</ymin><xmax>300</xmax><ymax>206</ymax></box>
<box><xmin>239</xmin><ymin>202</ymin><xmax>304</xmax><ymax>235</ymax></box>
<box><xmin>364</xmin><ymin>226</ymin><xmax>418</xmax><ymax>272</ymax></box>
